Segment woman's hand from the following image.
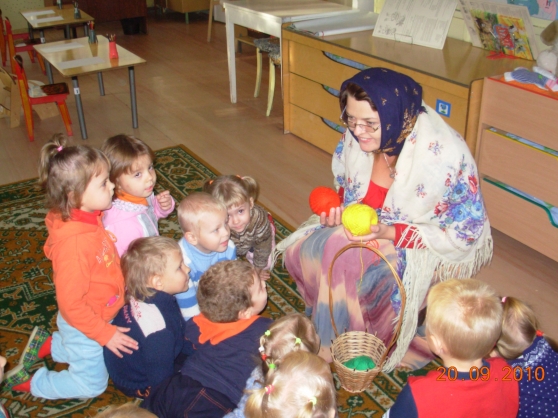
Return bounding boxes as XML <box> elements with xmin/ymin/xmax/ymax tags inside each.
<box><xmin>105</xmin><ymin>327</ymin><xmax>139</xmax><ymax>358</ymax></box>
<box><xmin>343</xmin><ymin>222</ymin><xmax>395</xmax><ymax>242</ymax></box>
<box><xmin>320</xmin><ymin>206</ymin><xmax>342</xmax><ymax>227</ymax></box>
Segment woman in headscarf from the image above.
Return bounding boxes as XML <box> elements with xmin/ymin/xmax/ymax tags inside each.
<box><xmin>276</xmin><ymin>68</ymin><xmax>493</xmax><ymax>370</ymax></box>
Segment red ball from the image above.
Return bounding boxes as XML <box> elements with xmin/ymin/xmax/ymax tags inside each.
<box><xmin>309</xmin><ymin>187</ymin><xmax>341</xmax><ymax>215</ymax></box>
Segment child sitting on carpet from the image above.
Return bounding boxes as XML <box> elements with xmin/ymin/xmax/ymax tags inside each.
<box><xmin>3</xmin><ymin>135</ymin><xmax>138</xmax><ymax>398</ymax></box>
<box><xmin>204</xmin><ymin>175</ymin><xmax>275</xmax><ymax>280</ymax></box>
<box><xmin>175</xmin><ymin>192</ymin><xmax>236</xmax><ymax>320</ymax></box>
<box><xmin>245</xmin><ymin>351</ymin><xmax>337</xmax><ymax>418</ymax></box>
<box><xmin>493</xmin><ymin>296</ymin><xmax>558</xmax><ymax>418</ymax></box>
<box><xmin>142</xmin><ymin>260</ymin><xmax>271</xmax><ymax>418</ymax></box>
<box><xmin>103</xmin><ymin>236</ymin><xmax>193</xmax><ymax>398</ymax></box>
<box><xmin>384</xmin><ymin>279</ymin><xmax>519</xmax><ymax>418</ymax></box>
<box><xmin>225</xmin><ymin>312</ymin><xmax>322</xmax><ymax>417</ymax></box>
<box><xmin>102</xmin><ymin>134</ymin><xmax>175</xmax><ymax>256</ymax></box>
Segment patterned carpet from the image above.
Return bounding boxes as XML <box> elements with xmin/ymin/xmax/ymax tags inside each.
<box><xmin>0</xmin><ymin>145</ymin><xmax>437</xmax><ymax>417</ymax></box>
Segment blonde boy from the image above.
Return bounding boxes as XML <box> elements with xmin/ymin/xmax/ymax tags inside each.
<box><xmin>143</xmin><ymin>260</ymin><xmax>271</xmax><ymax>418</ymax></box>
<box><xmin>103</xmin><ymin>237</ymin><xmax>192</xmax><ymax>399</ymax></box>
<box><xmin>385</xmin><ymin>279</ymin><xmax>519</xmax><ymax>418</ymax></box>
<box><xmin>175</xmin><ymin>192</ymin><xmax>236</xmax><ymax>320</ymax></box>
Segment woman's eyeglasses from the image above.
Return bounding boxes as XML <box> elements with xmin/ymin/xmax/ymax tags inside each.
<box><xmin>340</xmin><ymin>106</ymin><xmax>380</xmax><ymax>133</ymax></box>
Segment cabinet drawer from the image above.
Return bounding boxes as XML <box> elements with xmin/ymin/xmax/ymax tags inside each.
<box><xmin>290</xmin><ymin>74</ymin><xmax>340</xmax><ymax>124</ymax></box>
<box><xmin>479</xmin><ymin>129</ymin><xmax>558</xmax><ymax>207</ymax></box>
<box><xmin>289</xmin><ymin>42</ymin><xmax>360</xmax><ymax>91</ymax></box>
<box><xmin>289</xmin><ymin>105</ymin><xmax>341</xmax><ymax>154</ymax></box>
<box><xmin>480</xmin><ymin>78</ymin><xmax>558</xmax><ymax>151</ymax></box>
<box><xmin>481</xmin><ymin>179</ymin><xmax>558</xmax><ymax>262</ymax></box>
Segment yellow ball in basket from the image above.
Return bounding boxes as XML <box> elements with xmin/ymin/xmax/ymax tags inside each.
<box><xmin>342</xmin><ymin>204</ymin><xmax>378</xmax><ymax>236</ymax></box>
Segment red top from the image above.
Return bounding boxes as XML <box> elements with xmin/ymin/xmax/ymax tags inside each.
<box><xmin>339</xmin><ymin>182</ymin><xmax>422</xmax><ymax>248</ymax></box>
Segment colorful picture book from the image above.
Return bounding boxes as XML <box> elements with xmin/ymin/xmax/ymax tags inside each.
<box><xmin>470</xmin><ymin>10</ymin><xmax>534</xmax><ymax>59</ymax></box>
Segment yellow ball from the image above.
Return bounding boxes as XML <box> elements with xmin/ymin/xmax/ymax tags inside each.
<box><xmin>342</xmin><ymin>204</ymin><xmax>378</xmax><ymax>236</ymax></box>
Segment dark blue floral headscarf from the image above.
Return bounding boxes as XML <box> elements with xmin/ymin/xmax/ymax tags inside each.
<box><xmin>340</xmin><ymin>67</ymin><xmax>423</xmax><ymax>156</ymax></box>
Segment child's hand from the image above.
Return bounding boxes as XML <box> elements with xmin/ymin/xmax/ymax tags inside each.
<box><xmin>156</xmin><ymin>190</ymin><xmax>173</xmax><ymax>211</ymax></box>
<box><xmin>106</xmin><ymin>327</ymin><xmax>139</xmax><ymax>358</ymax></box>
<box><xmin>256</xmin><ymin>268</ymin><xmax>271</xmax><ymax>281</ymax></box>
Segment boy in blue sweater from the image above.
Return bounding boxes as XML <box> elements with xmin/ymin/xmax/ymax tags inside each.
<box><xmin>142</xmin><ymin>260</ymin><xmax>271</xmax><ymax>418</ymax></box>
<box><xmin>103</xmin><ymin>236</ymin><xmax>193</xmax><ymax>398</ymax></box>
<box><xmin>175</xmin><ymin>192</ymin><xmax>236</xmax><ymax>320</ymax></box>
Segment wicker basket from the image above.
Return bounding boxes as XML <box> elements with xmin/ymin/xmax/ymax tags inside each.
<box><xmin>328</xmin><ymin>243</ymin><xmax>406</xmax><ymax>393</ymax></box>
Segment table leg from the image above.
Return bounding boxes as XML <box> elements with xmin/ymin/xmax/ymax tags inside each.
<box><xmin>72</xmin><ymin>77</ymin><xmax>88</xmax><ymax>140</ymax></box>
<box><xmin>64</xmin><ymin>24</ymin><xmax>70</xmax><ymax>39</ymax></box>
<box><xmin>128</xmin><ymin>67</ymin><xmax>139</xmax><ymax>129</ymax></box>
<box><xmin>97</xmin><ymin>73</ymin><xmax>105</xmax><ymax>96</ymax></box>
<box><xmin>84</xmin><ymin>23</ymin><xmax>89</xmax><ymax>37</ymax></box>
<box><xmin>225</xmin><ymin>11</ymin><xmax>237</xmax><ymax>103</ymax></box>
<box><xmin>28</xmin><ymin>23</ymin><xmax>34</xmax><ymax>40</ymax></box>
<box><xmin>46</xmin><ymin>61</ymin><xmax>54</xmax><ymax>85</ymax></box>
<box><xmin>40</xmin><ymin>30</ymin><xmax>45</xmax><ymax>44</ymax></box>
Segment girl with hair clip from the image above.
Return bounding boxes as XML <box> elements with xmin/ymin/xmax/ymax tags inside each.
<box><xmin>3</xmin><ymin>135</ymin><xmax>138</xmax><ymax>398</ymax></box>
<box><xmin>204</xmin><ymin>175</ymin><xmax>275</xmax><ymax>280</ymax></box>
<box><xmin>225</xmin><ymin>313</ymin><xmax>321</xmax><ymax>418</ymax></box>
<box><xmin>245</xmin><ymin>351</ymin><xmax>337</xmax><ymax>418</ymax></box>
<box><xmin>494</xmin><ymin>296</ymin><xmax>558</xmax><ymax>418</ymax></box>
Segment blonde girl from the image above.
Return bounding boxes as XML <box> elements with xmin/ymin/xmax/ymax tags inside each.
<box><xmin>495</xmin><ymin>297</ymin><xmax>558</xmax><ymax>418</ymax></box>
<box><xmin>3</xmin><ymin>135</ymin><xmax>138</xmax><ymax>398</ymax></box>
<box><xmin>225</xmin><ymin>313</ymin><xmax>321</xmax><ymax>418</ymax></box>
<box><xmin>204</xmin><ymin>175</ymin><xmax>275</xmax><ymax>279</ymax></box>
<box><xmin>245</xmin><ymin>351</ymin><xmax>337</xmax><ymax>418</ymax></box>
<box><xmin>101</xmin><ymin>134</ymin><xmax>175</xmax><ymax>256</ymax></box>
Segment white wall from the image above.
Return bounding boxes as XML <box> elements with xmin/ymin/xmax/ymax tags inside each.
<box><xmin>2</xmin><ymin>0</ymin><xmax>44</xmax><ymax>30</ymax></box>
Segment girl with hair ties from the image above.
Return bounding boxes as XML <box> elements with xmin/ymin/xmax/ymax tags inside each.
<box><xmin>276</xmin><ymin>68</ymin><xmax>493</xmax><ymax>369</ymax></box>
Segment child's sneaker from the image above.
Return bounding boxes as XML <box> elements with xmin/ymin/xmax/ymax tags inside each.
<box><xmin>2</xmin><ymin>364</ymin><xmax>31</xmax><ymax>392</ymax></box>
<box><xmin>20</xmin><ymin>326</ymin><xmax>51</xmax><ymax>369</ymax></box>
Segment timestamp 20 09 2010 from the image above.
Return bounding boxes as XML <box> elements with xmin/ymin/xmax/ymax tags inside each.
<box><xmin>436</xmin><ymin>365</ymin><xmax>545</xmax><ymax>382</ymax></box>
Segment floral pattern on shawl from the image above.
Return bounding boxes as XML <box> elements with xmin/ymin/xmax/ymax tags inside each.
<box><xmin>432</xmin><ymin>155</ymin><xmax>486</xmax><ymax>246</ymax></box>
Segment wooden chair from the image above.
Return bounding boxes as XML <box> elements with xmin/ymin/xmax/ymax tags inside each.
<box><xmin>207</xmin><ymin>0</ymin><xmax>222</xmax><ymax>42</ymax></box>
<box><xmin>0</xmin><ymin>9</ymin><xmax>35</xmax><ymax>68</ymax></box>
<box><xmin>5</xmin><ymin>18</ymin><xmax>45</xmax><ymax>74</ymax></box>
<box><xmin>254</xmin><ymin>37</ymin><xmax>281</xmax><ymax>116</ymax></box>
<box><xmin>13</xmin><ymin>55</ymin><xmax>72</xmax><ymax>141</ymax></box>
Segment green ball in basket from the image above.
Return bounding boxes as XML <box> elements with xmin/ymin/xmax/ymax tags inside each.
<box><xmin>342</xmin><ymin>355</ymin><xmax>376</xmax><ymax>371</ymax></box>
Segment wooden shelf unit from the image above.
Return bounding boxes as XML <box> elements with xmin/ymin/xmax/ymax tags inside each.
<box><xmin>475</xmin><ymin>78</ymin><xmax>558</xmax><ymax>262</ymax></box>
<box><xmin>281</xmin><ymin>28</ymin><xmax>532</xmax><ymax>155</ymax></box>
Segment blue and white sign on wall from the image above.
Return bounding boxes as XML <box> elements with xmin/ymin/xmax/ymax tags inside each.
<box><xmin>436</xmin><ymin>99</ymin><xmax>451</xmax><ymax>118</ymax></box>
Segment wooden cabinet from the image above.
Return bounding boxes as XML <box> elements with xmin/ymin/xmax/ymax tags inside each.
<box><xmin>76</xmin><ymin>0</ymin><xmax>148</xmax><ymax>33</ymax></box>
<box><xmin>167</xmin><ymin>0</ymin><xmax>209</xmax><ymax>14</ymax></box>
<box><xmin>281</xmin><ymin>28</ymin><xmax>532</xmax><ymax>155</ymax></box>
<box><xmin>476</xmin><ymin>77</ymin><xmax>558</xmax><ymax>262</ymax></box>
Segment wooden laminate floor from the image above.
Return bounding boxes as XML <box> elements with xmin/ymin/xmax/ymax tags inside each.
<box><xmin>1</xmin><ymin>11</ymin><xmax>557</xmax><ymax>340</ymax></box>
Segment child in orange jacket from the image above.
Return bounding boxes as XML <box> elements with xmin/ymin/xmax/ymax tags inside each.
<box><xmin>3</xmin><ymin>135</ymin><xmax>138</xmax><ymax>398</ymax></box>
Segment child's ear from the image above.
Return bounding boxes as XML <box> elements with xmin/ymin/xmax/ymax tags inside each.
<box><xmin>184</xmin><ymin>231</ymin><xmax>197</xmax><ymax>245</ymax></box>
<box><xmin>249</xmin><ymin>197</ymin><xmax>254</xmax><ymax>209</ymax></box>
<box><xmin>150</xmin><ymin>275</ymin><xmax>164</xmax><ymax>291</ymax></box>
<box><xmin>429</xmin><ymin>332</ymin><xmax>445</xmax><ymax>356</ymax></box>
<box><xmin>238</xmin><ymin>306</ymin><xmax>253</xmax><ymax>320</ymax></box>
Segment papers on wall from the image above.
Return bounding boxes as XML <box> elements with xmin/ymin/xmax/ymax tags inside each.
<box><xmin>372</xmin><ymin>0</ymin><xmax>458</xmax><ymax>49</ymax></box>
<box><xmin>457</xmin><ymin>0</ymin><xmax>539</xmax><ymax>59</ymax></box>
<box><xmin>289</xmin><ymin>11</ymin><xmax>378</xmax><ymax>37</ymax></box>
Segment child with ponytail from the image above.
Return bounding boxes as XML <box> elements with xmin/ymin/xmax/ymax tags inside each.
<box><xmin>494</xmin><ymin>297</ymin><xmax>558</xmax><ymax>418</ymax></box>
<box><xmin>204</xmin><ymin>175</ymin><xmax>275</xmax><ymax>279</ymax></box>
<box><xmin>2</xmin><ymin>135</ymin><xmax>138</xmax><ymax>398</ymax></box>
<box><xmin>225</xmin><ymin>313</ymin><xmax>322</xmax><ymax>418</ymax></box>
<box><xmin>245</xmin><ymin>351</ymin><xmax>337</xmax><ymax>418</ymax></box>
